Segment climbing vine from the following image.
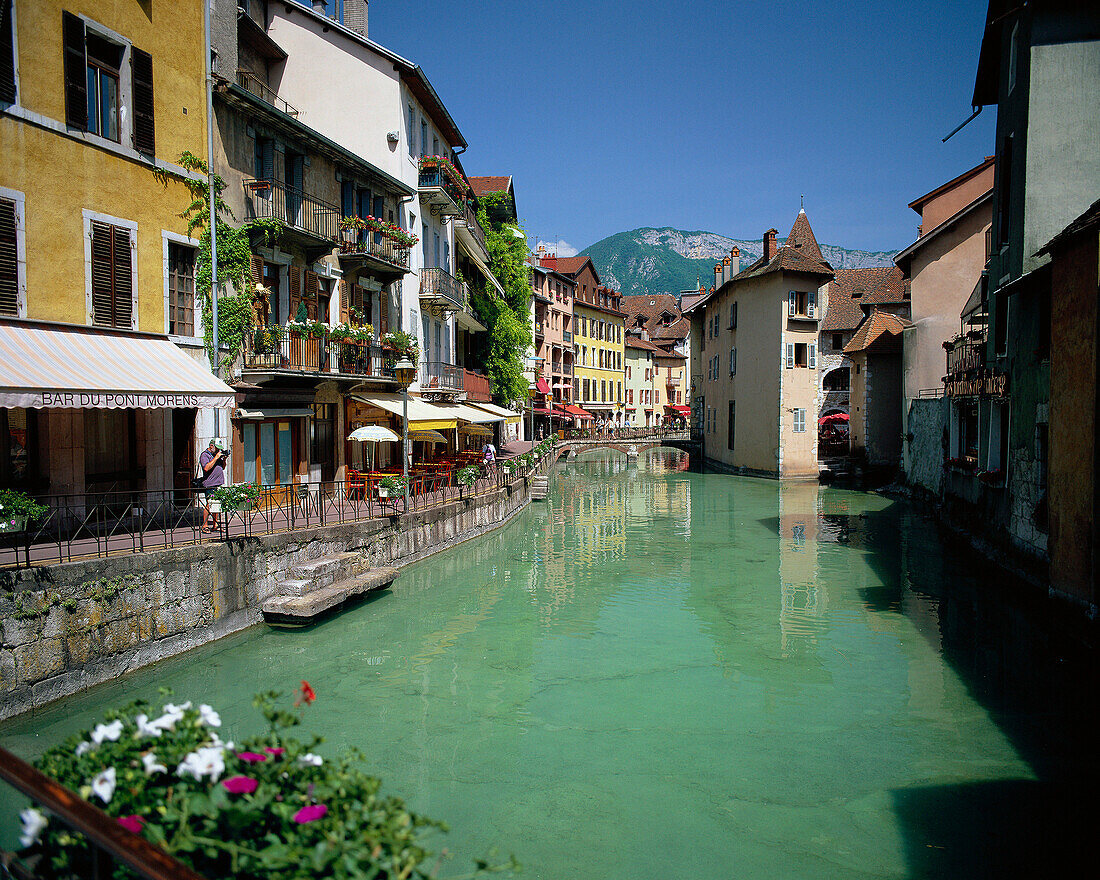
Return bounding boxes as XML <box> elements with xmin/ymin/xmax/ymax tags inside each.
<box><xmin>156</xmin><ymin>152</ymin><xmax>283</xmax><ymax>368</ymax></box>
<box><xmin>473</xmin><ymin>193</ymin><xmax>534</xmax><ymax>406</ymax></box>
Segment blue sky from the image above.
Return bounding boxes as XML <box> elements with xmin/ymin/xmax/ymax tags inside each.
<box><xmin>364</xmin><ymin>0</ymin><xmax>995</xmax><ymax>255</ymax></box>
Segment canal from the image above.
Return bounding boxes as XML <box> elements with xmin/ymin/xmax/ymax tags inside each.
<box><xmin>2</xmin><ymin>448</ymin><xmax>1096</xmax><ymax>878</ymax></box>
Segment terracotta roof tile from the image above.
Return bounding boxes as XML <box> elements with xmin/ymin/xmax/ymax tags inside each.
<box><xmin>843</xmin><ymin>309</ymin><xmax>910</xmax><ymax>354</ymax></box>
<box><xmin>730</xmin><ymin>212</ymin><xmax>833</xmax><ymax>282</ymax></box>
<box><xmin>619</xmin><ymin>294</ymin><xmax>689</xmax><ymax>341</ymax></box>
<box><xmin>625</xmin><ymin>336</ymin><xmax>664</xmax><ymax>352</ymax></box>
<box><xmin>861</xmin><ymin>266</ymin><xmax>909</xmax><ymax>305</ymax></box>
<box><xmin>824</xmin><ymin>268</ymin><xmax>893</xmax><ymax>331</ymax></box>
<box><xmin>785</xmin><ymin>210</ymin><xmax>824</xmax><ymax>261</ymax></box>
<box><xmin>468</xmin><ymin>176</ymin><xmax>511</xmax><ymax>197</ymax></box>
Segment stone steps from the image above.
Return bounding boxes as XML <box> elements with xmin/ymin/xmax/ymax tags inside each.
<box><xmin>530</xmin><ymin>476</ymin><xmax>549</xmax><ymax>501</ymax></box>
<box><xmin>263</xmin><ymin>550</ymin><xmax>397</xmax><ymax>624</ymax></box>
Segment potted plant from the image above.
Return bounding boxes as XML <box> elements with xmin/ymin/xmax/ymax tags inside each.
<box><xmin>378</xmin><ymin>475</ymin><xmax>407</xmax><ymax>499</ymax></box>
<box><xmin>339</xmin><ymin>216</ymin><xmax>367</xmax><ymax>252</ymax></box>
<box><xmin>380</xmin><ymin>330</ymin><xmax>419</xmax><ymax>362</ymax></box>
<box><xmin>456</xmin><ymin>466</ymin><xmax>480</xmax><ymax>489</ymax></box>
<box><xmin>209</xmin><ymin>483</ymin><xmax>262</xmax><ymax>513</ymax></box>
<box><xmin>0</xmin><ymin>489</ymin><xmax>48</xmax><ymax>533</ymax></box>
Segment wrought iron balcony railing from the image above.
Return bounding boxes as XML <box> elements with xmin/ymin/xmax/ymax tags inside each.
<box><xmin>338</xmin><ymin>229</ymin><xmax>411</xmax><ymax>272</ymax></box>
<box><xmin>236</xmin><ymin>69</ymin><xmax>299</xmax><ymax>117</ymax></box>
<box><xmin>419</xmin><ymin>361</ymin><xmax>464</xmax><ymax>393</ymax></box>
<box><xmin>242</xmin><ymin>326</ymin><xmax>395</xmax><ymax>380</ymax></box>
<box><xmin>243</xmin><ymin>178</ymin><xmax>340</xmax><ymax>244</ymax></box>
<box><xmin>420</xmin><ymin>267</ymin><xmax>465</xmax><ymax>312</ymax></box>
<box><xmin>945</xmin><ymin>337</ymin><xmax>985</xmax><ymax>377</ymax></box>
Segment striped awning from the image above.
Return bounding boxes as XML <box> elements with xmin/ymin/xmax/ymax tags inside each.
<box><xmin>468</xmin><ymin>401</ymin><xmax>522</xmax><ymax>425</ymax></box>
<box><xmin>352</xmin><ymin>393</ymin><xmax>457</xmax><ymax>431</ymax></box>
<box><xmin>432</xmin><ymin>401</ymin><xmax>501</xmax><ymax>424</ymax></box>
<box><xmin>0</xmin><ymin>321</ymin><xmax>236</xmax><ymax>409</ymax></box>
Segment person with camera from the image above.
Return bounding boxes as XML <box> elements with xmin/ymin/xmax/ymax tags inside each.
<box><xmin>198</xmin><ymin>438</ymin><xmax>228</xmax><ymax>533</ymax></box>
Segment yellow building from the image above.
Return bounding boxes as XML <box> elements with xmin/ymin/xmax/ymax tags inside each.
<box><xmin>0</xmin><ymin>0</ymin><xmax>234</xmax><ymax>496</ymax></box>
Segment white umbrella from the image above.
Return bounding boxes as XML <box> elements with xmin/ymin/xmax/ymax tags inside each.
<box><xmin>347</xmin><ymin>424</ymin><xmax>400</xmax><ymax>472</ymax></box>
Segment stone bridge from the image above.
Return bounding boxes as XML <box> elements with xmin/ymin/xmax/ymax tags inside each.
<box><xmin>553</xmin><ymin>431</ymin><xmax>697</xmax><ymax>461</ymax></box>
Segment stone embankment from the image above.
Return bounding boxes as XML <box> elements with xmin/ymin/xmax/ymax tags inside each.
<box><xmin>0</xmin><ymin>464</ymin><xmax>545</xmax><ymax>722</ymax></box>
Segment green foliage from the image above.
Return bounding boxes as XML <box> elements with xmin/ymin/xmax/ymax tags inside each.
<box><xmin>0</xmin><ymin>489</ymin><xmax>48</xmax><ymax>527</ymax></box>
<box><xmin>379</xmin><ymin>475</ymin><xmax>407</xmax><ymax>494</ymax></box>
<box><xmin>209</xmin><ymin>483</ymin><xmax>262</xmax><ymax>511</ymax></box>
<box><xmin>456</xmin><ymin>466</ymin><xmax>480</xmax><ymax>487</ymax></box>
<box><xmin>380</xmin><ymin>330</ymin><xmax>419</xmax><ymax>361</ymax></box>
<box><xmin>17</xmin><ymin>687</ymin><xmax>516</xmax><ymax>879</ymax></box>
<box><xmin>473</xmin><ymin>195</ymin><xmax>534</xmax><ymax>407</ymax></box>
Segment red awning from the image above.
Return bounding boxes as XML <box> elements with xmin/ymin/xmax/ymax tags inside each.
<box><xmin>535</xmin><ymin>378</ymin><xmax>552</xmax><ymax>395</ymax></box>
<box><xmin>666</xmin><ymin>404</ymin><xmax>691</xmax><ymax>415</ymax></box>
<box><xmin>819</xmin><ymin>412</ymin><xmax>849</xmax><ymax>425</ymax></box>
<box><xmin>563</xmin><ymin>405</ymin><xmax>595</xmax><ymax>420</ymax></box>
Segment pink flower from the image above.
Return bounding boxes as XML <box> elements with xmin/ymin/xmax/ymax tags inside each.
<box><xmin>264</xmin><ymin>747</ymin><xmax>285</xmax><ymax>757</ymax></box>
<box><xmin>117</xmin><ymin>815</ymin><xmax>145</xmax><ymax>834</ymax></box>
<box><xmin>236</xmin><ymin>751</ymin><xmax>267</xmax><ymax>763</ymax></box>
<box><xmin>222</xmin><ymin>775</ymin><xmax>259</xmax><ymax>794</ymax></box>
<box><xmin>292</xmin><ymin>804</ymin><xmax>328</xmax><ymax>824</ymax></box>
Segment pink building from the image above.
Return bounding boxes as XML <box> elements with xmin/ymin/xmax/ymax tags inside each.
<box><xmin>530</xmin><ymin>258</ymin><xmax>575</xmax><ymax>430</ymax></box>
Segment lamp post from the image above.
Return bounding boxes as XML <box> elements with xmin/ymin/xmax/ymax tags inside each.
<box><xmin>394</xmin><ymin>357</ymin><xmax>417</xmax><ymax>509</ymax></box>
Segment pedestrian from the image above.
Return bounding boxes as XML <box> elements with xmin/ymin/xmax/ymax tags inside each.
<box><xmin>483</xmin><ymin>441</ymin><xmax>495</xmax><ymax>473</ymax></box>
<box><xmin>199</xmin><ymin>438</ymin><xmax>227</xmax><ymax>533</ymax></box>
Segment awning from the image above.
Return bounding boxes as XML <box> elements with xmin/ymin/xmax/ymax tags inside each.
<box><xmin>352</xmin><ymin>393</ymin><xmax>457</xmax><ymax>431</ymax></box>
<box><xmin>237</xmin><ymin>407</ymin><xmax>313</xmax><ymax>419</ymax></box>
<box><xmin>468</xmin><ymin>401</ymin><xmax>522</xmax><ymax>425</ymax></box>
<box><xmin>666</xmin><ymin>404</ymin><xmax>691</xmax><ymax>415</ymax></box>
<box><xmin>0</xmin><ymin>321</ymin><xmax>236</xmax><ymax>409</ymax></box>
<box><xmin>432</xmin><ymin>401</ymin><xmax>500</xmax><ymax>424</ymax></box>
<box><xmin>563</xmin><ymin>405</ymin><xmax>595</xmax><ymax>421</ymax></box>
<box><xmin>535</xmin><ymin>378</ymin><xmax>551</xmax><ymax>395</ymax></box>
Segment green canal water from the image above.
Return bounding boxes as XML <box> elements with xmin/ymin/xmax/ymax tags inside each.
<box><xmin>2</xmin><ymin>449</ymin><xmax>1097</xmax><ymax>878</ymax></box>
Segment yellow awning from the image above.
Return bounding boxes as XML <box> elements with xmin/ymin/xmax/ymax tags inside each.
<box><xmin>468</xmin><ymin>401</ymin><xmax>522</xmax><ymax>424</ymax></box>
<box><xmin>352</xmin><ymin>393</ymin><xmax>457</xmax><ymax>431</ymax></box>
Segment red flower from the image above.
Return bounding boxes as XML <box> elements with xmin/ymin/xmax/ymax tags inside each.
<box><xmin>117</xmin><ymin>815</ymin><xmax>145</xmax><ymax>834</ymax></box>
<box><xmin>222</xmin><ymin>775</ymin><xmax>259</xmax><ymax>795</ymax></box>
<box><xmin>264</xmin><ymin>747</ymin><xmax>285</xmax><ymax>757</ymax></box>
<box><xmin>236</xmin><ymin>751</ymin><xmax>267</xmax><ymax>763</ymax></box>
<box><xmin>292</xmin><ymin>804</ymin><xmax>328</xmax><ymax>824</ymax></box>
<box><xmin>300</xmin><ymin>681</ymin><xmax>316</xmax><ymax>704</ymax></box>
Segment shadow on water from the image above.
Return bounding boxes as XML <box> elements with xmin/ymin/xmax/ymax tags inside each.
<box><xmin>825</xmin><ymin>498</ymin><xmax>1100</xmax><ymax>877</ymax></box>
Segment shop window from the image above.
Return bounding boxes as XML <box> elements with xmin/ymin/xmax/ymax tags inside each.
<box><xmin>960</xmin><ymin>401</ymin><xmax>979</xmax><ymax>463</ymax></box>
<box><xmin>84</xmin><ymin>408</ymin><xmax>137</xmax><ymax>493</ymax></box>
<box><xmin>0</xmin><ymin>408</ymin><xmax>37</xmax><ymax>489</ymax></box>
<box><xmin>242</xmin><ymin>420</ymin><xmax>296</xmax><ymax>486</ymax></box>
<box><xmin>987</xmin><ymin>401</ymin><xmax>1008</xmax><ymax>474</ymax></box>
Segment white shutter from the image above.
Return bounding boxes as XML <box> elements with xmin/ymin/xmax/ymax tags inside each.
<box><xmin>788</xmin><ymin>291</ymin><xmax>796</xmax><ymax>316</ymax></box>
<box><xmin>786</xmin><ymin>343</ymin><xmax>794</xmax><ymax>369</ymax></box>
<box><xmin>808</xmin><ymin>291</ymin><xmax>816</xmax><ymax>318</ymax></box>
<box><xmin>809</xmin><ymin>343</ymin><xmax>816</xmax><ymax>369</ymax></box>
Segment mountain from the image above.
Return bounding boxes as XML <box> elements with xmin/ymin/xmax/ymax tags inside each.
<box><xmin>580</xmin><ymin>228</ymin><xmax>899</xmax><ymax>298</ymax></box>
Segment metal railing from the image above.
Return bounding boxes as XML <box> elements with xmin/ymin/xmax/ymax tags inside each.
<box><xmin>236</xmin><ymin>68</ymin><xmax>299</xmax><ymax>117</ymax></box>
<box><xmin>946</xmin><ymin>338</ymin><xmax>985</xmax><ymax>376</ymax></box>
<box><xmin>458</xmin><ymin>199</ymin><xmax>488</xmax><ymax>255</ymax></box>
<box><xmin>463</xmin><ymin>369</ymin><xmax>493</xmax><ymax>402</ymax></box>
<box><xmin>0</xmin><ymin>453</ymin><xmax>561</xmax><ymax>569</ymax></box>
<box><xmin>338</xmin><ymin>228</ymin><xmax>411</xmax><ymax>271</ymax></box>
<box><xmin>417</xmin><ymin>167</ymin><xmax>466</xmax><ymax>206</ymax></box>
<box><xmin>419</xmin><ymin>360</ymin><xmax>464</xmax><ymax>393</ymax></box>
<box><xmin>420</xmin><ymin>267</ymin><xmax>465</xmax><ymax>311</ymax></box>
<box><xmin>243</xmin><ymin>177</ymin><xmax>340</xmax><ymax>243</ymax></box>
<box><xmin>0</xmin><ymin>746</ymin><xmax>207</xmax><ymax>879</ymax></box>
<box><xmin>242</xmin><ymin>326</ymin><xmax>396</xmax><ymax>379</ymax></box>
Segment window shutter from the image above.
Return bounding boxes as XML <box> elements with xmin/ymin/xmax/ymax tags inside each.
<box><xmin>809</xmin><ymin>343</ymin><xmax>816</xmax><ymax>369</ymax></box>
<box><xmin>379</xmin><ymin>289</ymin><xmax>388</xmax><ymax>333</ymax></box>
<box><xmin>90</xmin><ymin>221</ymin><xmax>132</xmax><ymax>328</ymax></box>
<box><xmin>130</xmin><ymin>46</ymin><xmax>155</xmax><ymax>156</ymax></box>
<box><xmin>807</xmin><ymin>291</ymin><xmax>816</xmax><ymax>319</ymax></box>
<box><xmin>260</xmin><ymin>139</ymin><xmax>274</xmax><ymax>180</ymax></box>
<box><xmin>732</xmin><ymin>302</ymin><xmax>738</xmax><ymax>329</ymax></box>
<box><xmin>112</xmin><ymin>225</ymin><xmax>133</xmax><ymax>328</ymax></box>
<box><xmin>338</xmin><ymin>280</ymin><xmax>349</xmax><ymax>322</ymax></box>
<box><xmin>288</xmin><ymin>266</ymin><xmax>302</xmax><ymax>320</ymax></box>
<box><xmin>788</xmin><ymin>291</ymin><xmax>796</xmax><ymax>316</ymax></box>
<box><xmin>304</xmin><ymin>270</ymin><xmax>319</xmax><ymax>320</ymax></box>
<box><xmin>786</xmin><ymin>342</ymin><xmax>794</xmax><ymax>369</ymax></box>
<box><xmin>0</xmin><ymin>197</ymin><xmax>17</xmax><ymax>316</ymax></box>
<box><xmin>62</xmin><ymin>10</ymin><xmax>87</xmax><ymax>130</ymax></box>
<box><xmin>1</xmin><ymin>0</ymin><xmax>16</xmax><ymax>104</ymax></box>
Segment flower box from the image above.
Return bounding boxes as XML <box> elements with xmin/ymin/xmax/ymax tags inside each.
<box><xmin>0</xmin><ymin>514</ymin><xmax>28</xmax><ymax>533</ymax></box>
<box><xmin>206</xmin><ymin>498</ymin><xmax>223</xmax><ymax>514</ymax></box>
<box><xmin>377</xmin><ymin>486</ymin><xmax>392</xmax><ymax>499</ymax></box>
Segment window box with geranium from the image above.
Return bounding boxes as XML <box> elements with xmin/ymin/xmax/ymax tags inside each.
<box><xmin>10</xmin><ymin>683</ymin><xmax>515</xmax><ymax>879</ymax></box>
<box><xmin>208</xmin><ymin>482</ymin><xmax>262</xmax><ymax>513</ymax></box>
<box><xmin>0</xmin><ymin>489</ymin><xmax>47</xmax><ymax>533</ymax></box>
<box><xmin>378</xmin><ymin>475</ymin><xmax>407</xmax><ymax>498</ymax></box>
<box><xmin>381</xmin><ymin>330</ymin><xmax>419</xmax><ymax>362</ymax></box>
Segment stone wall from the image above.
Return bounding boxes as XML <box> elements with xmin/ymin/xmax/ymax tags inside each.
<box><xmin>903</xmin><ymin>397</ymin><xmax>947</xmax><ymax>495</ymax></box>
<box><xmin>0</xmin><ymin>471</ymin><xmax>539</xmax><ymax>721</ymax></box>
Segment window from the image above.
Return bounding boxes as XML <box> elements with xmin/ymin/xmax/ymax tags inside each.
<box><xmin>787</xmin><ymin>290</ymin><xmax>816</xmax><ymax>318</ymax></box>
<box><xmin>62</xmin><ymin>12</ymin><xmax>154</xmax><ymax>154</ymax></box>
<box><xmin>729</xmin><ymin>302</ymin><xmax>737</xmax><ymax>329</ymax></box>
<box><xmin>832</xmin><ymin>333</ymin><xmax>843</xmax><ymax>350</ymax></box>
<box><xmin>987</xmin><ymin>401</ymin><xmax>1008</xmax><ymax>474</ymax></box>
<box><xmin>809</xmin><ymin>343</ymin><xmax>816</xmax><ymax>368</ymax></box>
<box><xmin>727</xmin><ymin>401</ymin><xmax>735</xmax><ymax>450</ymax></box>
<box><xmin>87</xmin><ymin>215</ymin><xmax>134</xmax><ymax>329</ymax></box>
<box><xmin>959</xmin><ymin>401</ymin><xmax>979</xmax><ymax>462</ymax></box>
<box><xmin>0</xmin><ymin>190</ymin><xmax>25</xmax><ymax>317</ymax></box>
<box><xmin>2</xmin><ymin>0</ymin><xmax>16</xmax><ymax>104</ymax></box>
<box><xmin>617</xmin><ymin>381</ymin><xmax>622</xmax><ymax>403</ymax></box>
<box><xmin>998</xmin><ymin>134</ymin><xmax>1013</xmax><ymax>246</ymax></box>
<box><xmin>242</xmin><ymin>419</ymin><xmax>297</xmax><ymax>486</ymax></box>
<box><xmin>785</xmin><ymin>343</ymin><xmax>809</xmax><ymax>368</ymax></box>
<box><xmin>626</xmin><ymin>366</ymin><xmax>631</xmax><ymax>379</ymax></box>
<box><xmin>994</xmin><ymin>289</ymin><xmax>1009</xmax><ymax>356</ymax></box>
<box><xmin>420</xmin><ymin>119</ymin><xmax>428</xmax><ymax>157</ymax></box>
<box><xmin>583</xmin><ymin>378</ymin><xmax>589</xmax><ymax>401</ymax></box>
<box><xmin>729</xmin><ymin>347</ymin><xmax>736</xmax><ymax>376</ymax></box>
<box><xmin>407</xmin><ymin>105</ymin><xmax>416</xmax><ymax>155</ymax></box>
<box><xmin>167</xmin><ymin>241</ymin><xmax>196</xmax><ymax>336</ymax></box>
<box><xmin>1008</xmin><ymin>21</ymin><xmax>1018</xmax><ymax>94</ymax></box>
<box><xmin>793</xmin><ymin>409</ymin><xmax>806</xmax><ymax>433</ymax></box>
<box><xmin>1</xmin><ymin>407</ymin><xmax>37</xmax><ymax>488</ymax></box>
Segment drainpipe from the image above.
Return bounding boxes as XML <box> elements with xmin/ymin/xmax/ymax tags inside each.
<box><xmin>203</xmin><ymin>0</ymin><xmax>220</xmax><ymax>438</ymax></box>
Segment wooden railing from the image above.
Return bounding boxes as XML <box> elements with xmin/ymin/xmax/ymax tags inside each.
<box><xmin>463</xmin><ymin>369</ymin><xmax>493</xmax><ymax>402</ymax></box>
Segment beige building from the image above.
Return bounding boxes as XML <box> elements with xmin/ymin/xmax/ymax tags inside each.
<box><xmin>624</xmin><ymin>336</ymin><xmax>661</xmax><ymax>426</ymax></box>
<box><xmin>686</xmin><ymin>211</ymin><xmax>834</xmax><ymax>477</ymax></box>
<box><xmin>621</xmin><ymin>294</ymin><xmax>692</xmax><ymax>426</ymax></box>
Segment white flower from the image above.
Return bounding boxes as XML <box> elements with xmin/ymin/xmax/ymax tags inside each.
<box><xmin>298</xmin><ymin>753</ymin><xmax>323</xmax><ymax>767</ymax></box>
<box><xmin>156</xmin><ymin>701</ymin><xmax>191</xmax><ymax>730</ymax></box>
<box><xmin>74</xmin><ymin>740</ymin><xmax>93</xmax><ymax>757</ymax></box>
<box><xmin>91</xmin><ymin>720</ymin><xmax>123</xmax><ymax>744</ymax></box>
<box><xmin>90</xmin><ymin>767</ymin><xmax>116</xmax><ymax>804</ymax></box>
<box><xmin>208</xmin><ymin>731</ymin><xmax>234</xmax><ymax>751</ymax></box>
<box><xmin>19</xmin><ymin>807</ymin><xmax>48</xmax><ymax>847</ymax></box>
<box><xmin>142</xmin><ymin>752</ymin><xmax>167</xmax><ymax>776</ymax></box>
<box><xmin>134</xmin><ymin>714</ymin><xmax>164</xmax><ymax>738</ymax></box>
<box><xmin>176</xmin><ymin>746</ymin><xmax>225</xmax><ymax>783</ymax></box>
<box><xmin>198</xmin><ymin>704</ymin><xmax>221</xmax><ymax>727</ymax></box>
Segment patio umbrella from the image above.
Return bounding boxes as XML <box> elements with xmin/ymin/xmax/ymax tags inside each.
<box><xmin>347</xmin><ymin>424</ymin><xmax>401</xmax><ymax>472</ymax></box>
<box><xmin>409</xmin><ymin>430</ymin><xmax>448</xmax><ymax>444</ymax></box>
<box><xmin>819</xmin><ymin>413</ymin><xmax>849</xmax><ymax>426</ymax></box>
<box><xmin>459</xmin><ymin>424</ymin><xmax>493</xmax><ymax>437</ymax></box>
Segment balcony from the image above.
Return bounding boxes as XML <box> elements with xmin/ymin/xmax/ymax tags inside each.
<box><xmin>337</xmin><ymin>229</ymin><xmax>411</xmax><ymax>278</ymax></box>
<box><xmin>464</xmin><ymin>369</ymin><xmax>493</xmax><ymax>403</ymax></box>
<box><xmin>243</xmin><ymin>178</ymin><xmax>339</xmax><ymax>251</ymax></box>
<box><xmin>419</xmin><ymin>361</ymin><xmax>464</xmax><ymax>394</ymax></box>
<box><xmin>241</xmin><ymin>327</ymin><xmax>396</xmax><ymax>381</ymax></box>
<box><xmin>417</xmin><ymin>165</ymin><xmax>465</xmax><ymax>218</ymax></box>
<box><xmin>420</xmin><ymin>267</ymin><xmax>465</xmax><ymax>313</ymax></box>
<box><xmin>235</xmin><ymin>69</ymin><xmax>299</xmax><ymax>117</ymax></box>
<box><xmin>453</xmin><ymin>199</ymin><xmax>489</xmax><ymax>261</ymax></box>
<box><xmin>946</xmin><ymin>337</ymin><xmax>985</xmax><ymax>377</ymax></box>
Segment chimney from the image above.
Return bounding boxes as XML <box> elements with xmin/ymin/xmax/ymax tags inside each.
<box><xmin>730</xmin><ymin>246</ymin><xmax>740</xmax><ymax>275</ymax></box>
<box><xmin>541</xmin><ymin>254</ymin><xmax>558</xmax><ymax>270</ymax></box>
<box><xmin>343</xmin><ymin>0</ymin><xmax>368</xmax><ymax>38</ymax></box>
<box><xmin>722</xmin><ymin>256</ymin><xmax>731</xmax><ymax>285</ymax></box>
<box><xmin>714</xmin><ymin>264</ymin><xmax>722</xmax><ymax>288</ymax></box>
<box><xmin>763</xmin><ymin>228</ymin><xmax>778</xmax><ymax>261</ymax></box>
